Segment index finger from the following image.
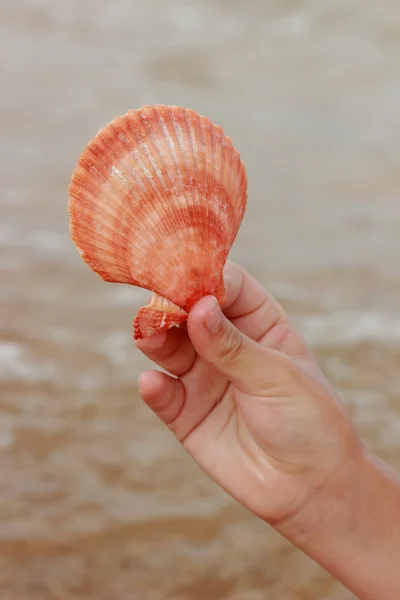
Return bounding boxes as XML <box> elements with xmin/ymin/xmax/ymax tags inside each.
<box><xmin>222</xmin><ymin>262</ymin><xmax>312</xmax><ymax>361</ymax></box>
<box><xmin>221</xmin><ymin>261</ymin><xmax>285</xmax><ymax>342</ymax></box>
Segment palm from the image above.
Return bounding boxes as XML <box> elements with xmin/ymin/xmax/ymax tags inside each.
<box><xmin>177</xmin><ymin>364</ymin><xmax>293</xmax><ymax>520</ymax></box>
<box><xmin>137</xmin><ymin>263</ymin><xmax>353</xmax><ymax>522</ymax></box>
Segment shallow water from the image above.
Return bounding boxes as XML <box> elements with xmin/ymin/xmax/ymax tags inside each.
<box><xmin>1</xmin><ymin>0</ymin><xmax>400</xmax><ymax>598</ymax></box>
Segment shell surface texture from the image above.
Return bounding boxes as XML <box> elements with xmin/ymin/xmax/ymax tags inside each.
<box><xmin>68</xmin><ymin>105</ymin><xmax>248</xmax><ymax>339</ymax></box>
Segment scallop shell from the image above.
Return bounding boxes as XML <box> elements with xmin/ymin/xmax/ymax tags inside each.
<box><xmin>68</xmin><ymin>105</ymin><xmax>248</xmax><ymax>339</ymax></box>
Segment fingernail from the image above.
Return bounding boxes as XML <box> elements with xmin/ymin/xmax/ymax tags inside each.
<box><xmin>136</xmin><ymin>331</ymin><xmax>167</xmax><ymax>352</ymax></box>
<box><xmin>205</xmin><ymin>298</ymin><xmax>222</xmax><ymax>333</ymax></box>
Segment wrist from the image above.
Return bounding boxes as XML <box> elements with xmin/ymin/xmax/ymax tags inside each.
<box><xmin>275</xmin><ymin>447</ymin><xmax>400</xmax><ymax>599</ymax></box>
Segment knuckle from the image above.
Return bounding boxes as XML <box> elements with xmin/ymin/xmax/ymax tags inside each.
<box><xmin>152</xmin><ymin>330</ymin><xmax>180</xmax><ymax>360</ymax></box>
<box><xmin>218</xmin><ymin>327</ymin><xmax>244</xmax><ymax>364</ymax></box>
<box><xmin>161</xmin><ymin>337</ymin><xmax>181</xmax><ymax>361</ymax></box>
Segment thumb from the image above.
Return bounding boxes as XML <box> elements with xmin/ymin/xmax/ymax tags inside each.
<box><xmin>187</xmin><ymin>296</ymin><xmax>290</xmax><ymax>395</ymax></box>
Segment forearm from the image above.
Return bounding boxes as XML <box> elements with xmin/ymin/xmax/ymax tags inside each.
<box><xmin>276</xmin><ymin>450</ymin><xmax>400</xmax><ymax>599</ymax></box>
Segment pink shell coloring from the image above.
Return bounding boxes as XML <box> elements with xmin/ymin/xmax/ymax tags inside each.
<box><xmin>68</xmin><ymin>105</ymin><xmax>248</xmax><ymax>339</ymax></box>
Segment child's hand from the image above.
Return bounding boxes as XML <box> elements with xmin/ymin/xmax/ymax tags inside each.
<box><xmin>136</xmin><ymin>261</ymin><xmax>361</xmax><ymax>525</ymax></box>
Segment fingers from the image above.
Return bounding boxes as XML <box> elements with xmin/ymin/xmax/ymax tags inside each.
<box><xmin>187</xmin><ymin>295</ymin><xmax>290</xmax><ymax>396</ymax></box>
<box><xmin>223</xmin><ymin>263</ymin><xmax>290</xmax><ymax>347</ymax></box>
<box><xmin>222</xmin><ymin>261</ymin><xmax>270</xmax><ymax>318</ymax></box>
<box><xmin>135</xmin><ymin>326</ymin><xmax>197</xmax><ymax>377</ymax></box>
<box><xmin>135</xmin><ymin>331</ymin><xmax>167</xmax><ymax>353</ymax></box>
<box><xmin>222</xmin><ymin>262</ymin><xmax>311</xmax><ymax>360</ymax></box>
<box><xmin>138</xmin><ymin>366</ymin><xmax>228</xmax><ymax>442</ymax></box>
<box><xmin>134</xmin><ymin>261</ymin><xmax>272</xmax><ymax>379</ymax></box>
<box><xmin>138</xmin><ymin>370</ymin><xmax>185</xmax><ymax>430</ymax></box>
<box><xmin>135</xmin><ymin>262</ymin><xmax>312</xmax><ymax>380</ymax></box>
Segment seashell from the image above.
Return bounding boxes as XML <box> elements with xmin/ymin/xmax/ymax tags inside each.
<box><xmin>68</xmin><ymin>105</ymin><xmax>248</xmax><ymax>339</ymax></box>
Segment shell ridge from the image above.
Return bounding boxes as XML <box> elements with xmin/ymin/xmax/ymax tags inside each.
<box><xmin>236</xmin><ymin>155</ymin><xmax>248</xmax><ymax>238</ymax></box>
<box><xmin>216</xmin><ymin>125</ymin><xmax>230</xmax><ymax>275</ymax></box>
<box><xmin>69</xmin><ymin>188</ymin><xmax>135</xmax><ymax>282</ymax></box>
<box><xmin>80</xmin><ymin>122</ymin><xmax>139</xmax><ymax>280</ymax></box>
<box><xmin>194</xmin><ymin>113</ymin><xmax>211</xmax><ymax>293</ymax></box>
<box><xmin>223</xmin><ymin>141</ymin><xmax>236</xmax><ymax>246</ymax></box>
<box><xmin>199</xmin><ymin>115</ymin><xmax>213</xmax><ymax>293</ymax></box>
<box><xmin>74</xmin><ymin>207</ymin><xmax>159</xmax><ymax>274</ymax></box>
<box><xmin>97</xmin><ymin>120</ymin><xmax>138</xmax><ymax>279</ymax></box>
<box><xmin>71</xmin><ymin>226</ymin><xmax>130</xmax><ymax>261</ymax></box>
<box><xmin>114</xmin><ymin>112</ymin><xmax>183</xmax><ymax>286</ymax></box>
<box><xmin>137</xmin><ymin>109</ymin><xmax>193</xmax><ymax>278</ymax></box>
<box><xmin>133</xmin><ymin>114</ymin><xmax>170</xmax><ymax>204</ymax></box>
<box><xmin>169</xmin><ymin>108</ymin><xmax>198</xmax><ymax>279</ymax></box>
<box><xmin>210</xmin><ymin>119</ymin><xmax>219</xmax><ymax>291</ymax></box>
<box><xmin>131</xmin><ymin>106</ymin><xmax>198</xmax><ymax>303</ymax></box>
<box><xmin>154</xmin><ymin>107</ymin><xmax>187</xmax><ymax>254</ymax></box>
<box><xmin>146</xmin><ymin>106</ymin><xmax>187</xmax><ymax>266</ymax></box>
<box><xmin>133</xmin><ymin>110</ymin><xmax>179</xmax><ymax>277</ymax></box>
<box><xmin>69</xmin><ymin>109</ymin><xmax>182</xmax><ymax>292</ymax></box>
<box><xmin>125</xmin><ymin>114</ymin><xmax>175</xmax><ymax>277</ymax></box>
<box><xmin>226</xmin><ymin>147</ymin><xmax>245</xmax><ymax>244</ymax></box>
<box><xmin>182</xmin><ymin>109</ymin><xmax>205</xmax><ymax>294</ymax></box>
<box><xmin>70</xmin><ymin>203</ymin><xmax>132</xmax><ymax>250</ymax></box>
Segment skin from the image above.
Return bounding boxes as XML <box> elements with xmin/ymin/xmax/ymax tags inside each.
<box><xmin>136</xmin><ymin>261</ymin><xmax>400</xmax><ymax>599</ymax></box>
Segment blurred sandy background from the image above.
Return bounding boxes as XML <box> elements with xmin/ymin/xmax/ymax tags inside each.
<box><xmin>1</xmin><ymin>0</ymin><xmax>400</xmax><ymax>598</ymax></box>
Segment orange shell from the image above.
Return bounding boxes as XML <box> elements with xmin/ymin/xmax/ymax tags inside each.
<box><xmin>68</xmin><ymin>105</ymin><xmax>248</xmax><ymax>339</ymax></box>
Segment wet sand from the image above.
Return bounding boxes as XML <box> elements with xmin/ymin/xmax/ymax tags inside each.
<box><xmin>1</xmin><ymin>1</ymin><xmax>400</xmax><ymax>598</ymax></box>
